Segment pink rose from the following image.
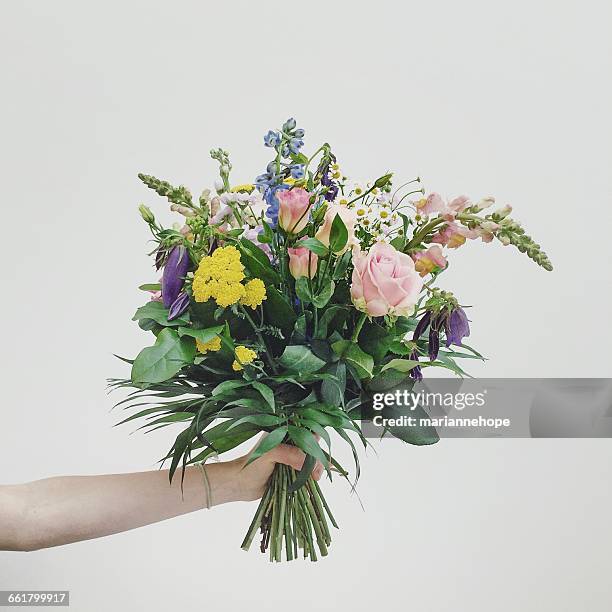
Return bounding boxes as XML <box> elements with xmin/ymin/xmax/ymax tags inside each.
<box><xmin>278</xmin><ymin>188</ymin><xmax>312</xmax><ymax>234</ymax></box>
<box><xmin>288</xmin><ymin>247</ymin><xmax>318</xmax><ymax>279</ymax></box>
<box><xmin>315</xmin><ymin>204</ymin><xmax>357</xmax><ymax>253</ymax></box>
<box><xmin>350</xmin><ymin>242</ymin><xmax>423</xmax><ymax>317</ymax></box>
<box><xmin>412</xmin><ymin>245</ymin><xmax>448</xmax><ymax>277</ymax></box>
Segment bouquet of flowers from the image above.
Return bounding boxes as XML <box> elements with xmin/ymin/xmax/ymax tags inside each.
<box><xmin>111</xmin><ymin>118</ymin><xmax>552</xmax><ymax>562</ymax></box>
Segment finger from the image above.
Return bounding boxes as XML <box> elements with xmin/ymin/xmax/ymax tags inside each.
<box><xmin>271</xmin><ymin>444</ymin><xmax>307</xmax><ymax>471</ymax></box>
<box><xmin>312</xmin><ymin>461</ymin><xmax>324</xmax><ymax>481</ymax></box>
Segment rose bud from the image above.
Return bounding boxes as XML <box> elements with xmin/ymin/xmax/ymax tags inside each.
<box><xmin>277</xmin><ymin>188</ymin><xmax>312</xmax><ymax>234</ymax></box>
<box><xmin>162</xmin><ymin>245</ymin><xmax>190</xmax><ymax>308</ymax></box>
<box><xmin>288</xmin><ymin>247</ymin><xmax>318</xmax><ymax>279</ymax></box>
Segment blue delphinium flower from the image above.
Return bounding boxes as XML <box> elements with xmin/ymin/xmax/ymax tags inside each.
<box><xmin>263</xmin><ymin>184</ymin><xmax>289</xmax><ymax>225</ymax></box>
<box><xmin>264</xmin><ymin>130</ymin><xmax>282</xmax><ymax>148</ymax></box>
<box><xmin>289</xmin><ymin>138</ymin><xmax>304</xmax><ymax>155</ymax></box>
<box><xmin>290</xmin><ymin>164</ymin><xmax>305</xmax><ymax>179</ymax></box>
<box><xmin>257</xmin><ymin>118</ymin><xmax>306</xmax><ymax>226</ymax></box>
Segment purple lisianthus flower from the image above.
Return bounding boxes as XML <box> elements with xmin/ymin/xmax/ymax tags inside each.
<box><xmin>409</xmin><ymin>349</ymin><xmax>423</xmax><ymax>381</ymax></box>
<box><xmin>445</xmin><ymin>306</ymin><xmax>470</xmax><ymax>347</ymax></box>
<box><xmin>413</xmin><ymin>311</ymin><xmax>431</xmax><ymax>340</ymax></box>
<box><xmin>162</xmin><ymin>245</ymin><xmax>189</xmax><ymax>308</ymax></box>
<box><xmin>428</xmin><ymin>326</ymin><xmax>440</xmax><ymax>361</ymax></box>
<box><xmin>168</xmin><ymin>291</ymin><xmax>190</xmax><ymax>321</ymax></box>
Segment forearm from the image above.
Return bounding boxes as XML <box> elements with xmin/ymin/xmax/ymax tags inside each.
<box><xmin>0</xmin><ymin>462</ymin><xmax>240</xmax><ymax>552</ymax></box>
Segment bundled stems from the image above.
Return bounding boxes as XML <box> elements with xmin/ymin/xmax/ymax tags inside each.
<box><xmin>241</xmin><ymin>462</ymin><xmax>337</xmax><ymax>562</ymax></box>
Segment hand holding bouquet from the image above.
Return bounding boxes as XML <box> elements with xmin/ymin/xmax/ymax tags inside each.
<box><xmin>111</xmin><ymin>118</ymin><xmax>552</xmax><ymax>561</ymax></box>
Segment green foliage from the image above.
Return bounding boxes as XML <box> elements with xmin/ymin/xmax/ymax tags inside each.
<box><xmin>329</xmin><ymin>213</ymin><xmax>348</xmax><ymax>253</ymax></box>
<box><xmin>278</xmin><ymin>345</ymin><xmax>326</xmax><ymax>375</ymax></box>
<box><xmin>131</xmin><ymin>328</ymin><xmax>196</xmax><ymax>384</ymax></box>
<box><xmin>133</xmin><ymin>301</ymin><xmax>189</xmax><ymax>328</ymax></box>
<box><xmin>238</xmin><ymin>238</ymin><xmax>281</xmax><ymax>285</ymax></box>
<box><xmin>331</xmin><ymin>340</ymin><xmax>374</xmax><ymax>379</ymax></box>
<box><xmin>295</xmin><ymin>237</ymin><xmax>329</xmax><ymax>257</ymax></box>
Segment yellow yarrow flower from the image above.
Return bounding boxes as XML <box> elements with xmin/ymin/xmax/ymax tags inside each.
<box><xmin>215</xmin><ymin>281</ymin><xmax>246</xmax><ymax>308</ymax></box>
<box><xmin>240</xmin><ymin>278</ymin><xmax>267</xmax><ymax>309</ymax></box>
<box><xmin>232</xmin><ymin>346</ymin><xmax>257</xmax><ymax>371</ymax></box>
<box><xmin>230</xmin><ymin>184</ymin><xmax>255</xmax><ymax>193</ymax></box>
<box><xmin>196</xmin><ymin>336</ymin><xmax>222</xmax><ymax>354</ymax></box>
<box><xmin>192</xmin><ymin>246</ymin><xmax>246</xmax><ymax>307</ymax></box>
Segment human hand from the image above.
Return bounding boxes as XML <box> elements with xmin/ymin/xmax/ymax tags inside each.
<box><xmin>205</xmin><ymin>437</ymin><xmax>324</xmax><ymax>505</ymax></box>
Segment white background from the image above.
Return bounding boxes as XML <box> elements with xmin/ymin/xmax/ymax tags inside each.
<box><xmin>1</xmin><ymin>1</ymin><xmax>611</xmax><ymax>610</ymax></box>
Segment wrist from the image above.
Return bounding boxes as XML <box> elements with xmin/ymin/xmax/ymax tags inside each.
<box><xmin>202</xmin><ymin>461</ymin><xmax>244</xmax><ymax>506</ymax></box>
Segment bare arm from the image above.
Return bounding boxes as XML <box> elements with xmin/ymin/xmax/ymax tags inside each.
<box><xmin>0</xmin><ymin>444</ymin><xmax>322</xmax><ymax>552</ymax></box>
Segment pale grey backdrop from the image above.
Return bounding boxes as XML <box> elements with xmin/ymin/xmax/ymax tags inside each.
<box><xmin>1</xmin><ymin>1</ymin><xmax>611</xmax><ymax>611</ymax></box>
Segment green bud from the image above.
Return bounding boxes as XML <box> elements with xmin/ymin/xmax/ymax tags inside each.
<box><xmin>138</xmin><ymin>204</ymin><xmax>155</xmax><ymax>224</ymax></box>
<box><xmin>374</xmin><ymin>173</ymin><xmax>393</xmax><ymax>189</ymax></box>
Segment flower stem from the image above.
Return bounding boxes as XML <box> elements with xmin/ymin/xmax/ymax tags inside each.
<box><xmin>239</xmin><ymin>305</ymin><xmax>278</xmax><ymax>374</ymax></box>
<box><xmin>351</xmin><ymin>312</ymin><xmax>367</xmax><ymax>342</ymax></box>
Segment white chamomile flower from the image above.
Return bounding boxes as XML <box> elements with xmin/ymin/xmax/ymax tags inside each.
<box><xmin>354</xmin><ymin>205</ymin><xmax>368</xmax><ymax>220</ymax></box>
<box><xmin>351</xmin><ymin>182</ymin><xmax>366</xmax><ymax>197</ymax></box>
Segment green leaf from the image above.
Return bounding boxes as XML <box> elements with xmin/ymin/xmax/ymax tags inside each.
<box><xmin>257</xmin><ymin>221</ymin><xmax>274</xmax><ymax>244</ymax></box>
<box><xmin>332</xmin><ymin>251</ymin><xmax>351</xmax><ymax>280</ymax></box>
<box><xmin>263</xmin><ymin>286</ymin><xmax>297</xmax><ymax>336</ymax></box>
<box><xmin>299</xmin><ymin>407</ymin><xmax>343</xmax><ymax>428</ymax></box>
<box><xmin>287</xmin><ymin>426</ymin><xmax>328</xmax><ymax>466</ymax></box>
<box><xmin>278</xmin><ymin>345</ymin><xmax>326</xmax><ymax>374</ymax></box>
<box><xmin>389</xmin><ymin>236</ymin><xmax>405</xmax><ymax>250</ymax></box>
<box><xmin>359</xmin><ymin>321</ymin><xmax>395</xmax><ymax>362</ymax></box>
<box><xmin>188</xmin><ymin>422</ymin><xmax>260</xmax><ymax>465</ymax></box>
<box><xmin>131</xmin><ymin>328</ymin><xmax>196</xmax><ymax>384</ymax></box>
<box><xmin>139</xmin><ymin>283</ymin><xmax>161</xmax><ymax>292</ymax></box>
<box><xmin>239</xmin><ymin>238</ymin><xmax>281</xmax><ymax>285</ymax></box>
<box><xmin>329</xmin><ymin>213</ymin><xmax>348</xmax><ymax>253</ymax></box>
<box><xmin>295</xmin><ymin>237</ymin><xmax>329</xmax><ymax>257</ymax></box>
<box><xmin>245</xmin><ymin>427</ymin><xmax>288</xmax><ymax>466</ymax></box>
<box><xmin>226</xmin><ymin>228</ymin><xmax>244</xmax><ymax>237</ymax></box>
<box><xmin>381</xmin><ymin>358</ymin><xmax>421</xmax><ymax>373</ymax></box>
<box><xmin>227</xmin><ymin>414</ymin><xmax>282</xmax><ymax>430</ymax></box>
<box><xmin>211</xmin><ymin>379</ymin><xmax>251</xmax><ymax>397</ymax></box>
<box><xmin>251</xmin><ymin>381</ymin><xmax>275</xmax><ymax>411</ymax></box>
<box><xmin>316</xmin><ymin>305</ymin><xmax>349</xmax><ymax>339</ymax></box>
<box><xmin>294</xmin><ymin>277</ymin><xmax>313</xmax><ymax>304</ymax></box>
<box><xmin>289</xmin><ymin>454</ymin><xmax>316</xmax><ymax>493</ymax></box>
<box><xmin>368</xmin><ymin>368</ymin><xmax>409</xmax><ymax>391</ymax></box>
<box><xmin>132</xmin><ymin>301</ymin><xmax>189</xmax><ymax>327</ymax></box>
<box><xmin>177</xmin><ymin>325</ymin><xmax>223</xmax><ymax>344</ymax></box>
<box><xmin>384</xmin><ymin>403</ymin><xmax>440</xmax><ymax>446</ymax></box>
<box><xmin>313</xmin><ymin>280</ymin><xmax>335</xmax><ymax>308</ymax></box>
<box><xmin>332</xmin><ymin>340</ymin><xmax>374</xmax><ymax>379</ymax></box>
<box><xmin>321</xmin><ymin>362</ymin><xmax>346</xmax><ymax>407</ymax></box>
<box><xmin>290</xmin><ymin>151</ymin><xmax>309</xmax><ymax>165</ymax></box>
